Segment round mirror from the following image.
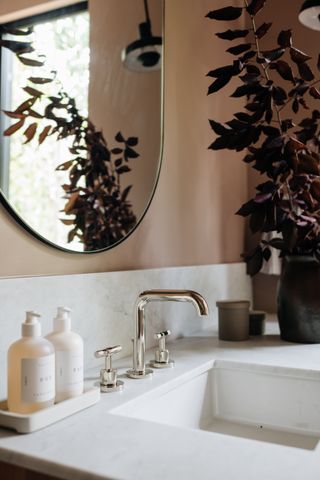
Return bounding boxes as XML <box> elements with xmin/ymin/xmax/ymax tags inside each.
<box><xmin>0</xmin><ymin>0</ymin><xmax>163</xmax><ymax>253</ymax></box>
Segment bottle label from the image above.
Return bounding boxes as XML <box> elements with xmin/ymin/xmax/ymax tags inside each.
<box><xmin>56</xmin><ymin>350</ymin><xmax>83</xmax><ymax>393</ymax></box>
<box><xmin>21</xmin><ymin>355</ymin><xmax>55</xmax><ymax>403</ymax></box>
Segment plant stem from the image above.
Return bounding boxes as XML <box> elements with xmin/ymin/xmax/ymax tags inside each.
<box><xmin>243</xmin><ymin>0</ymin><xmax>294</xmax><ymax>210</ymax></box>
<box><xmin>244</xmin><ymin>0</ymin><xmax>283</xmax><ymax>134</ymax></box>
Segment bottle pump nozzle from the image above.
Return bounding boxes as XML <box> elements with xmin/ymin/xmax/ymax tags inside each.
<box><xmin>54</xmin><ymin>306</ymin><xmax>72</xmax><ymax>332</ymax></box>
<box><xmin>22</xmin><ymin>311</ymin><xmax>41</xmax><ymax>337</ymax></box>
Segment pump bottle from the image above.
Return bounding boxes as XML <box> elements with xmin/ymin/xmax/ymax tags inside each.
<box><xmin>46</xmin><ymin>307</ymin><xmax>84</xmax><ymax>402</ymax></box>
<box><xmin>7</xmin><ymin>311</ymin><xmax>55</xmax><ymax>414</ymax></box>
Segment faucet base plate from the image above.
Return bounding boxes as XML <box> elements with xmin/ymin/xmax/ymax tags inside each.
<box><xmin>149</xmin><ymin>360</ymin><xmax>175</xmax><ymax>369</ymax></box>
<box><xmin>100</xmin><ymin>380</ymin><xmax>124</xmax><ymax>393</ymax></box>
<box><xmin>126</xmin><ymin>368</ymin><xmax>153</xmax><ymax>379</ymax></box>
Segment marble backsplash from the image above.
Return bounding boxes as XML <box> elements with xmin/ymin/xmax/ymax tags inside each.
<box><xmin>0</xmin><ymin>263</ymin><xmax>252</xmax><ymax>398</ymax></box>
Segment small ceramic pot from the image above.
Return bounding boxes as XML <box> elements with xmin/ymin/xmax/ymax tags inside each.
<box><xmin>216</xmin><ymin>300</ymin><xmax>250</xmax><ymax>341</ymax></box>
<box><xmin>249</xmin><ymin>310</ymin><xmax>266</xmax><ymax>336</ymax></box>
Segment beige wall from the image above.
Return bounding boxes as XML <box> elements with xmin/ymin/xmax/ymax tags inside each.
<box><xmin>0</xmin><ymin>0</ymin><xmax>248</xmax><ymax>277</ymax></box>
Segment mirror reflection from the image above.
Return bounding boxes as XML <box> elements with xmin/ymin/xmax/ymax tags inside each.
<box><xmin>0</xmin><ymin>0</ymin><xmax>162</xmax><ymax>252</ymax></box>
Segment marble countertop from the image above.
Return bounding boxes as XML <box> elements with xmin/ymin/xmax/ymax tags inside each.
<box><xmin>1</xmin><ymin>322</ymin><xmax>320</xmax><ymax>480</ymax></box>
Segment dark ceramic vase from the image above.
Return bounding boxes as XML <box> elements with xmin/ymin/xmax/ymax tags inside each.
<box><xmin>277</xmin><ymin>256</ymin><xmax>320</xmax><ymax>343</ymax></box>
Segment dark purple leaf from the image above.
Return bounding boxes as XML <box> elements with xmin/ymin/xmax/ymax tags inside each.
<box><xmin>289</xmin><ymin>83</ymin><xmax>309</xmax><ymax>97</ymax></box>
<box><xmin>277</xmin><ymin>30</ymin><xmax>292</xmax><ymax>48</ymax></box>
<box><xmin>115</xmin><ymin>131</ymin><xmax>125</xmax><ymax>142</ymax></box>
<box><xmin>209</xmin><ymin>119</ymin><xmax>230</xmax><ymax>135</ymax></box>
<box><xmin>245</xmin><ymin>102</ymin><xmax>261</xmax><ymax>112</ymax></box>
<box><xmin>111</xmin><ymin>148</ymin><xmax>123</xmax><ymax>154</ymax></box>
<box><xmin>298</xmin><ymin>151</ymin><xmax>320</xmax><ymax>175</ymax></box>
<box><xmin>208</xmin><ymin>75</ymin><xmax>232</xmax><ymax>94</ymax></box>
<box><xmin>240</xmin><ymin>50</ymin><xmax>256</xmax><ymax>62</ymax></box>
<box><xmin>0</xmin><ymin>39</ymin><xmax>33</xmax><ymax>54</ymax></box>
<box><xmin>246</xmin><ymin>246</ymin><xmax>264</xmax><ymax>276</ymax></box>
<box><xmin>261</xmin><ymin>48</ymin><xmax>285</xmax><ymax>62</ymax></box>
<box><xmin>125</xmin><ymin>147</ymin><xmax>139</xmax><ymax>159</ymax></box>
<box><xmin>311</xmin><ymin>179</ymin><xmax>320</xmax><ymax>201</ymax></box>
<box><xmin>28</xmin><ymin>76</ymin><xmax>53</xmax><ymax>84</ymax></box>
<box><xmin>3</xmin><ymin>118</ymin><xmax>25</xmax><ymax>136</ymax></box>
<box><xmin>216</xmin><ymin>29</ymin><xmax>249</xmax><ymax>40</ymax></box>
<box><xmin>23</xmin><ymin>122</ymin><xmax>37</xmax><ymax>143</ymax></box>
<box><xmin>226</xmin><ymin>43</ymin><xmax>252</xmax><ymax>56</ymax></box>
<box><xmin>239</xmin><ymin>72</ymin><xmax>260</xmax><ymax>84</ymax></box>
<box><xmin>265</xmin><ymin>109</ymin><xmax>273</xmax><ymax>124</ymax></box>
<box><xmin>206</xmin><ymin>7</ymin><xmax>243</xmax><ymax>21</ymax></box>
<box><xmin>17</xmin><ymin>55</ymin><xmax>44</xmax><ymax>67</ymax></box>
<box><xmin>247</xmin><ymin>0</ymin><xmax>266</xmax><ymax>16</ymax></box>
<box><xmin>234</xmin><ymin>112</ymin><xmax>253</xmax><ymax>122</ymax></box>
<box><xmin>293</xmin><ymin>98</ymin><xmax>299</xmax><ymax>114</ymax></box>
<box><xmin>282</xmin><ymin>119</ymin><xmax>295</xmax><ymax>131</ymax></box>
<box><xmin>243</xmin><ymin>154</ymin><xmax>255</xmax><ymax>163</ymax></box>
<box><xmin>272</xmin><ymin>60</ymin><xmax>294</xmax><ymax>82</ymax></box>
<box><xmin>255</xmin><ymin>22</ymin><xmax>272</xmax><ymax>39</ymax></box>
<box><xmin>236</xmin><ymin>199</ymin><xmax>256</xmax><ymax>216</ymax></box>
<box><xmin>272</xmin><ymin>86</ymin><xmax>287</xmax><ymax>105</ymax></box>
<box><xmin>268</xmin><ymin>238</ymin><xmax>285</xmax><ymax>250</ymax></box>
<box><xmin>231</xmin><ymin>83</ymin><xmax>261</xmax><ymax>98</ymax></box>
<box><xmin>246</xmin><ymin>65</ymin><xmax>261</xmax><ymax>75</ymax></box>
<box><xmin>121</xmin><ymin>185</ymin><xmax>132</xmax><ymax>202</ymax></box>
<box><xmin>207</xmin><ymin>65</ymin><xmax>237</xmax><ymax>78</ymax></box>
<box><xmin>23</xmin><ymin>86</ymin><xmax>43</xmax><ymax>97</ymax></box>
<box><xmin>226</xmin><ymin>119</ymin><xmax>247</xmax><ymax>130</ymax></box>
<box><xmin>290</xmin><ymin>47</ymin><xmax>312</xmax><ymax>64</ymax></box>
<box><xmin>1</xmin><ymin>26</ymin><xmax>33</xmax><ymax>36</ymax></box>
<box><xmin>116</xmin><ymin>165</ymin><xmax>131</xmax><ymax>174</ymax></box>
<box><xmin>208</xmin><ymin>135</ymin><xmax>230</xmax><ymax>150</ymax></box>
<box><xmin>38</xmin><ymin>125</ymin><xmax>51</xmax><ymax>144</ymax></box>
<box><xmin>282</xmin><ymin>220</ymin><xmax>298</xmax><ymax>251</ymax></box>
<box><xmin>310</xmin><ymin>87</ymin><xmax>320</xmax><ymax>99</ymax></box>
<box><xmin>254</xmin><ymin>192</ymin><xmax>272</xmax><ymax>203</ymax></box>
<box><xmin>262</xmin><ymin>126</ymin><xmax>280</xmax><ymax>136</ymax></box>
<box><xmin>250</xmin><ymin>209</ymin><xmax>265</xmax><ymax>233</ymax></box>
<box><xmin>298</xmin><ymin>62</ymin><xmax>315</xmax><ymax>82</ymax></box>
<box><xmin>126</xmin><ymin>137</ymin><xmax>138</xmax><ymax>146</ymax></box>
<box><xmin>262</xmin><ymin>247</ymin><xmax>272</xmax><ymax>262</ymax></box>
<box><xmin>299</xmin><ymin>98</ymin><xmax>309</xmax><ymax>109</ymax></box>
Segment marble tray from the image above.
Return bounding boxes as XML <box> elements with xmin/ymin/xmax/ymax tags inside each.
<box><xmin>0</xmin><ymin>388</ymin><xmax>100</xmax><ymax>433</ymax></box>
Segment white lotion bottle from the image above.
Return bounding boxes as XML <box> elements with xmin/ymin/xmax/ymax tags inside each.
<box><xmin>46</xmin><ymin>307</ymin><xmax>84</xmax><ymax>402</ymax></box>
<box><xmin>7</xmin><ymin>311</ymin><xmax>55</xmax><ymax>414</ymax></box>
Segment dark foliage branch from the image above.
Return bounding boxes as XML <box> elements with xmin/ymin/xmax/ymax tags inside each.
<box><xmin>206</xmin><ymin>0</ymin><xmax>320</xmax><ymax>275</ymax></box>
<box><xmin>0</xmin><ymin>26</ymin><xmax>139</xmax><ymax>251</ymax></box>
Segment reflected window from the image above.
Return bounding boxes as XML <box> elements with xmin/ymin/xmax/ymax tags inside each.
<box><xmin>0</xmin><ymin>3</ymin><xmax>89</xmax><ymax>250</ymax></box>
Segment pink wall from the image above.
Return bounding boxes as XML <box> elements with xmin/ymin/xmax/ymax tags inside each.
<box><xmin>0</xmin><ymin>0</ymin><xmax>248</xmax><ymax>277</ymax></box>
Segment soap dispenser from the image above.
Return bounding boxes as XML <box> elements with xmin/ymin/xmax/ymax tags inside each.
<box><xmin>7</xmin><ymin>311</ymin><xmax>55</xmax><ymax>414</ymax></box>
<box><xmin>46</xmin><ymin>307</ymin><xmax>84</xmax><ymax>402</ymax></box>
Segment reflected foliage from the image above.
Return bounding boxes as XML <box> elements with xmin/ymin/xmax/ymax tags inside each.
<box><xmin>1</xmin><ymin>25</ymin><xmax>139</xmax><ymax>251</ymax></box>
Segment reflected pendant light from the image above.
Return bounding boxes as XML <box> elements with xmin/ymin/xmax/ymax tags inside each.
<box><xmin>299</xmin><ymin>0</ymin><xmax>320</xmax><ymax>30</ymax></box>
<box><xmin>122</xmin><ymin>0</ymin><xmax>162</xmax><ymax>72</ymax></box>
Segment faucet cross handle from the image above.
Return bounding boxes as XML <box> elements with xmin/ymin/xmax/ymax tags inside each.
<box><xmin>94</xmin><ymin>345</ymin><xmax>124</xmax><ymax>393</ymax></box>
<box><xmin>150</xmin><ymin>329</ymin><xmax>175</xmax><ymax>369</ymax></box>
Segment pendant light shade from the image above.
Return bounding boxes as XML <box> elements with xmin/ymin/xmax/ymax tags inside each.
<box><xmin>299</xmin><ymin>0</ymin><xmax>320</xmax><ymax>30</ymax></box>
<box><xmin>122</xmin><ymin>0</ymin><xmax>162</xmax><ymax>72</ymax></box>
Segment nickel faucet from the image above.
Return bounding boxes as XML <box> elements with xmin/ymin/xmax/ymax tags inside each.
<box><xmin>126</xmin><ymin>290</ymin><xmax>209</xmax><ymax>379</ymax></box>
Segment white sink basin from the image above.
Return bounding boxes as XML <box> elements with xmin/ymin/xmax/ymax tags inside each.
<box><xmin>113</xmin><ymin>360</ymin><xmax>320</xmax><ymax>448</ymax></box>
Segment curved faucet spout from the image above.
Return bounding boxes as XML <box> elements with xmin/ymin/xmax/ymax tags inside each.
<box><xmin>127</xmin><ymin>289</ymin><xmax>209</xmax><ymax>379</ymax></box>
<box><xmin>137</xmin><ymin>290</ymin><xmax>209</xmax><ymax>316</ymax></box>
